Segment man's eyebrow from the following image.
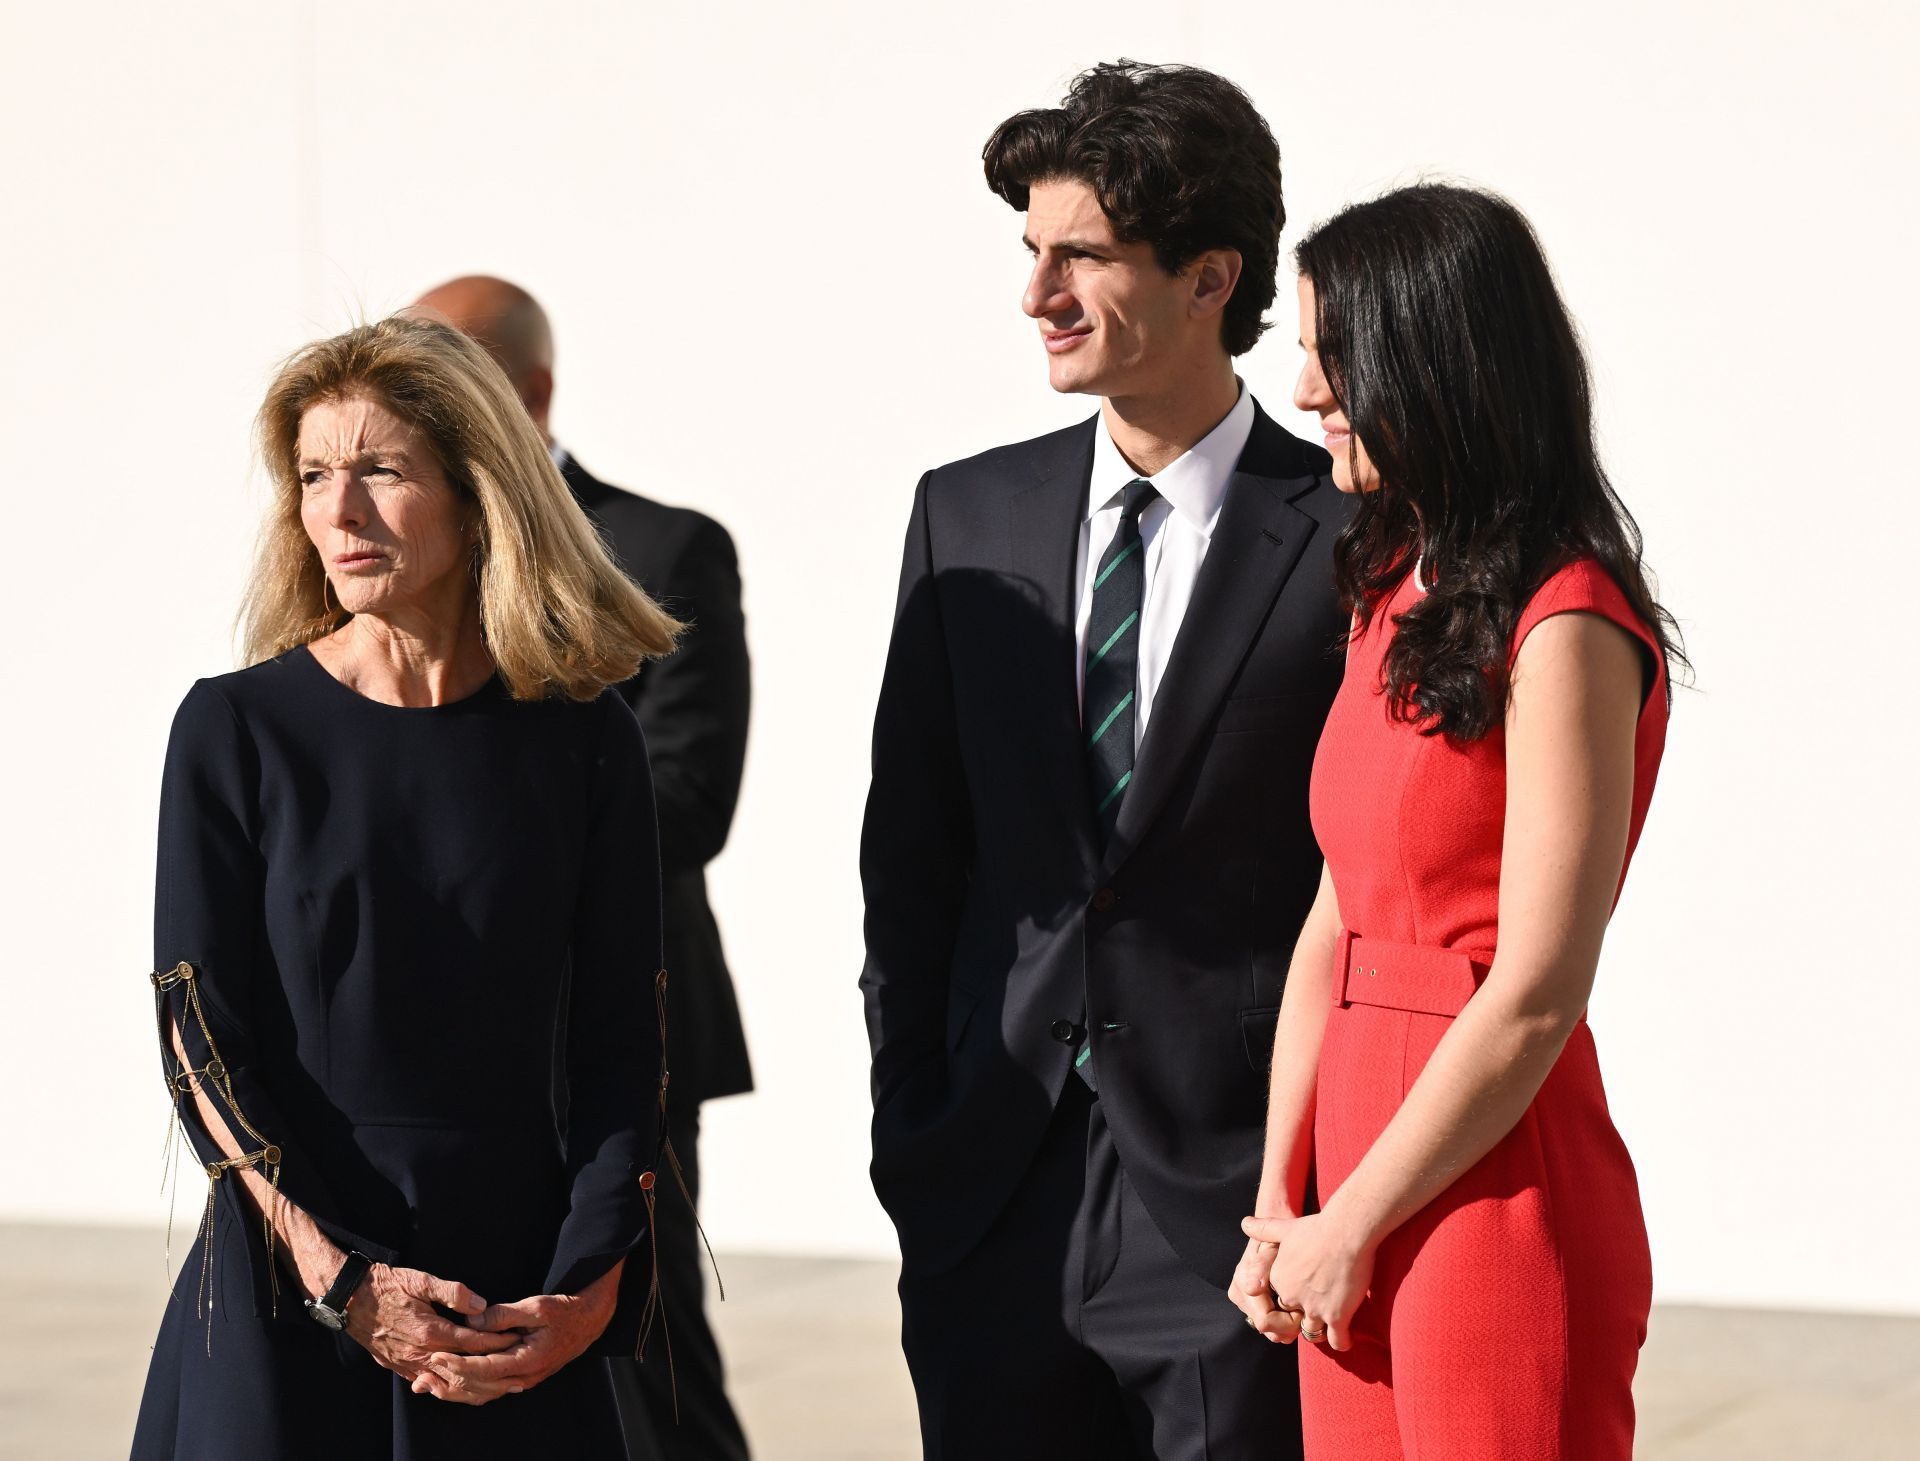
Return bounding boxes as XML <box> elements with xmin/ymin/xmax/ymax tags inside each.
<box><xmin>1022</xmin><ymin>235</ymin><xmax>1111</xmax><ymax>255</ymax></box>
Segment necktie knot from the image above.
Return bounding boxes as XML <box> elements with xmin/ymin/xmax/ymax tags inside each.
<box><xmin>1120</xmin><ymin>478</ymin><xmax>1158</xmax><ymax>522</ymax></box>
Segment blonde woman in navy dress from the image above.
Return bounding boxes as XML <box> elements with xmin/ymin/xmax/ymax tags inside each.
<box><xmin>134</xmin><ymin>316</ymin><xmax>680</xmax><ymax>1459</ymax></box>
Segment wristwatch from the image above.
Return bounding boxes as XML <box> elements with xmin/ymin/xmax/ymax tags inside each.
<box><xmin>305</xmin><ymin>1250</ymin><xmax>373</xmax><ymax>1332</ymax></box>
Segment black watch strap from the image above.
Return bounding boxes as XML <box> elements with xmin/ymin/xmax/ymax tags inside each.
<box><xmin>305</xmin><ymin>1250</ymin><xmax>373</xmax><ymax>1330</ymax></box>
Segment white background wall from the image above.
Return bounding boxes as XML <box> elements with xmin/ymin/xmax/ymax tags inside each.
<box><xmin>3</xmin><ymin>1</ymin><xmax>1914</xmax><ymax>1315</ymax></box>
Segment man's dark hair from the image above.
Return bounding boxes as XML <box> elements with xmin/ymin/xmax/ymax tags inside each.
<box><xmin>983</xmin><ymin>60</ymin><xmax>1283</xmax><ymax>357</ymax></box>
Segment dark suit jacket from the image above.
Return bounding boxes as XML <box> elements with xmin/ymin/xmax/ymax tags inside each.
<box><xmin>860</xmin><ymin>405</ymin><xmax>1352</xmax><ymax>1287</ymax></box>
<box><xmin>564</xmin><ymin>454</ymin><xmax>754</xmax><ymax>1105</ymax></box>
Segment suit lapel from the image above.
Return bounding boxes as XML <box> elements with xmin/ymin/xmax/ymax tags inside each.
<box><xmin>1008</xmin><ymin>419</ymin><xmax>1101</xmax><ymax>870</ymax></box>
<box><xmin>1100</xmin><ymin>410</ymin><xmax>1327</xmax><ymax>877</ymax></box>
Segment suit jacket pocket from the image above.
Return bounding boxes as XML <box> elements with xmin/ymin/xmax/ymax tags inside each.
<box><xmin>1239</xmin><ymin>1005</ymin><xmax>1280</xmax><ymax>1072</ymax></box>
<box><xmin>1215</xmin><ymin>694</ymin><xmax>1311</xmax><ymax>736</ymax></box>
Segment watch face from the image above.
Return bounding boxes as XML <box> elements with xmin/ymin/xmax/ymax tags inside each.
<box><xmin>306</xmin><ymin>1300</ymin><xmax>345</xmax><ymax>1332</ymax></box>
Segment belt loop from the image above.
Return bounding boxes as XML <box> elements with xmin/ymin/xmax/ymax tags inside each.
<box><xmin>1332</xmin><ymin>928</ymin><xmax>1354</xmax><ymax>1007</ymax></box>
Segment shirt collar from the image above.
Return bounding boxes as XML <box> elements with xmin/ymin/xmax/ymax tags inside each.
<box><xmin>1086</xmin><ymin>381</ymin><xmax>1256</xmax><ymax>537</ymax></box>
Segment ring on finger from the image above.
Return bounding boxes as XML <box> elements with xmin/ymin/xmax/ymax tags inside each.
<box><xmin>1299</xmin><ymin>1321</ymin><xmax>1328</xmax><ymax>1342</ymax></box>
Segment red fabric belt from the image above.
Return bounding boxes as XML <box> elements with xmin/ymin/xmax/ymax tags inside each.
<box><xmin>1332</xmin><ymin>930</ymin><xmax>1495</xmax><ymax>1018</ymax></box>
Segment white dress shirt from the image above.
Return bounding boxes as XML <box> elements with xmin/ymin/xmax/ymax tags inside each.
<box><xmin>1073</xmin><ymin>384</ymin><xmax>1256</xmax><ymax>750</ymax></box>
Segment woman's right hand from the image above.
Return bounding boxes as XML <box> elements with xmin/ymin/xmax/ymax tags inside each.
<box><xmin>1229</xmin><ymin>1231</ymin><xmax>1302</xmax><ymax>1343</ymax></box>
<box><xmin>342</xmin><ymin>1264</ymin><xmax>520</xmax><ymax>1384</ymax></box>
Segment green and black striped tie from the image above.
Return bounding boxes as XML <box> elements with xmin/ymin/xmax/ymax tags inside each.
<box><xmin>1085</xmin><ymin>479</ymin><xmax>1157</xmax><ymax>842</ymax></box>
<box><xmin>1074</xmin><ymin>479</ymin><xmax>1156</xmax><ymax>1090</ymax></box>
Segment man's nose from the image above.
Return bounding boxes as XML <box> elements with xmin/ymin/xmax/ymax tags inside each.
<box><xmin>1022</xmin><ymin>260</ymin><xmax>1073</xmax><ymax>320</ymax></box>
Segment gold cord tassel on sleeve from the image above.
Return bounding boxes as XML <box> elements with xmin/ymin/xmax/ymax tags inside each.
<box><xmin>151</xmin><ymin>960</ymin><xmax>286</xmax><ymax>1352</ymax></box>
<box><xmin>633</xmin><ymin>966</ymin><xmax>728</xmax><ymax>1422</ymax></box>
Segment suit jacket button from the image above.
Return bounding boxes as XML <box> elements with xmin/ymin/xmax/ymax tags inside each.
<box><xmin>1049</xmin><ymin>1019</ymin><xmax>1075</xmax><ymax>1042</ymax></box>
<box><xmin>1091</xmin><ymin>888</ymin><xmax>1117</xmax><ymax>913</ymax></box>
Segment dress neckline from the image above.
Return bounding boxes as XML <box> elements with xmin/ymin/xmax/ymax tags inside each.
<box><xmin>291</xmin><ymin>643</ymin><xmax>505</xmax><ymax>713</ymax></box>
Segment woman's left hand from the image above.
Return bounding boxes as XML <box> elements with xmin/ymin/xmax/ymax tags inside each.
<box><xmin>412</xmin><ymin>1260</ymin><xmax>624</xmax><ymax>1405</ymax></box>
<box><xmin>1239</xmin><ymin>1212</ymin><xmax>1376</xmax><ymax>1352</ymax></box>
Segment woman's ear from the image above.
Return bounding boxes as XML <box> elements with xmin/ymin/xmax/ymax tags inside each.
<box><xmin>462</xmin><ymin>503</ymin><xmax>485</xmax><ymax>576</ymax></box>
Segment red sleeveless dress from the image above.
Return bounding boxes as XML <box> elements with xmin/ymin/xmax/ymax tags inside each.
<box><xmin>1300</xmin><ymin>558</ymin><xmax>1666</xmax><ymax>1458</ymax></box>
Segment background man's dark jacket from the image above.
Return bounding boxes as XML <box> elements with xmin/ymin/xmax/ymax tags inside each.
<box><xmin>861</xmin><ymin>407</ymin><xmax>1351</xmax><ymax>1288</ymax></box>
<box><xmin>564</xmin><ymin>455</ymin><xmax>753</xmax><ymax>1105</ymax></box>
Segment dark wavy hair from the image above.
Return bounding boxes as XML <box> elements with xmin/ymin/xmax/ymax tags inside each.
<box><xmin>1295</xmin><ymin>183</ymin><xmax>1686</xmax><ymax>740</ymax></box>
<box><xmin>982</xmin><ymin>60</ymin><xmax>1283</xmax><ymax>357</ymax></box>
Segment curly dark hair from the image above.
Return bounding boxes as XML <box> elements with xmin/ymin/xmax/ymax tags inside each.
<box><xmin>1295</xmin><ymin>183</ymin><xmax>1687</xmax><ymax>740</ymax></box>
<box><xmin>982</xmin><ymin>60</ymin><xmax>1283</xmax><ymax>357</ymax></box>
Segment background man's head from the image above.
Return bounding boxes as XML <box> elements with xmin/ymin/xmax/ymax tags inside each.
<box><xmin>411</xmin><ymin>276</ymin><xmax>555</xmax><ymax>436</ymax></box>
<box><xmin>983</xmin><ymin>61</ymin><xmax>1283</xmax><ymax>401</ymax></box>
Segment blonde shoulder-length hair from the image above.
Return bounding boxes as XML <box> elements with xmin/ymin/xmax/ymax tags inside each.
<box><xmin>240</xmin><ymin>315</ymin><xmax>680</xmax><ymax>701</ymax></box>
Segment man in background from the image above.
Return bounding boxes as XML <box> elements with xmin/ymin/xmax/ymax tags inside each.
<box><xmin>415</xmin><ymin>276</ymin><xmax>754</xmax><ymax>1461</ymax></box>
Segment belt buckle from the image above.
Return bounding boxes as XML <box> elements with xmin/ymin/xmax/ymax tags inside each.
<box><xmin>1332</xmin><ymin>928</ymin><xmax>1355</xmax><ymax>1007</ymax></box>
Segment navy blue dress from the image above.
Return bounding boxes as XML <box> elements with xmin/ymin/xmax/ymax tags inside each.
<box><xmin>132</xmin><ymin>646</ymin><xmax>663</xmax><ymax>1459</ymax></box>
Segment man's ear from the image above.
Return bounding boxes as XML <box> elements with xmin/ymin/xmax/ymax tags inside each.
<box><xmin>519</xmin><ymin>365</ymin><xmax>555</xmax><ymax>431</ymax></box>
<box><xmin>1189</xmin><ymin>248</ymin><xmax>1244</xmax><ymax>322</ymax></box>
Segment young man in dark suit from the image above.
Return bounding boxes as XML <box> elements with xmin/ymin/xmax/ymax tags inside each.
<box><xmin>860</xmin><ymin>64</ymin><xmax>1349</xmax><ymax>1460</ymax></box>
<box><xmin>415</xmin><ymin>277</ymin><xmax>754</xmax><ymax>1461</ymax></box>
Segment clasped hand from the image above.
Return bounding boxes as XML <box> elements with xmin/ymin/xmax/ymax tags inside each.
<box><xmin>409</xmin><ymin>1260</ymin><xmax>624</xmax><ymax>1406</ymax></box>
<box><xmin>341</xmin><ymin>1263</ymin><xmax>515</xmax><ymax>1385</ymax></box>
<box><xmin>342</xmin><ymin>1259</ymin><xmax>621</xmax><ymax>1407</ymax></box>
<box><xmin>1228</xmin><ymin>1211</ymin><xmax>1375</xmax><ymax>1352</ymax></box>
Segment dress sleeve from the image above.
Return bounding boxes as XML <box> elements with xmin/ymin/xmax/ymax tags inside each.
<box><xmin>1511</xmin><ymin>558</ymin><xmax>1667</xmax><ymax>712</ymax></box>
<box><xmin>542</xmin><ymin>691</ymin><xmax>665</xmax><ymax>1350</ymax></box>
<box><xmin>152</xmin><ymin>681</ymin><xmax>397</xmax><ymax>1278</ymax></box>
<box><xmin>1509</xmin><ymin>558</ymin><xmax>1672</xmax><ymax>902</ymax></box>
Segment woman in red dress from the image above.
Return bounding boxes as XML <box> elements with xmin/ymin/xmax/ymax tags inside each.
<box><xmin>1228</xmin><ymin>184</ymin><xmax>1686</xmax><ymax>1458</ymax></box>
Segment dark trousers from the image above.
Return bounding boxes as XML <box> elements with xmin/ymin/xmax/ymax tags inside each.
<box><xmin>898</xmin><ymin>1080</ymin><xmax>1303</xmax><ymax>1461</ymax></box>
<box><xmin>609</xmin><ymin>1110</ymin><xmax>751</xmax><ymax>1461</ymax></box>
